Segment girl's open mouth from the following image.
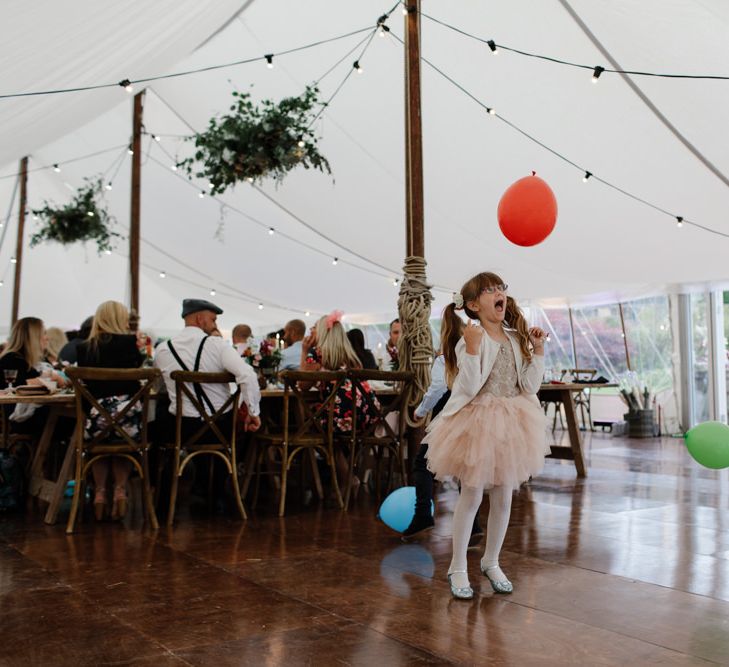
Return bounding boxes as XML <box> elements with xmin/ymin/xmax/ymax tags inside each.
<box><xmin>495</xmin><ymin>298</ymin><xmax>505</xmax><ymax>313</ymax></box>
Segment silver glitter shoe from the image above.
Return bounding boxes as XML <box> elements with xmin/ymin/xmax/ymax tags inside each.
<box><xmin>481</xmin><ymin>564</ymin><xmax>513</xmax><ymax>594</ymax></box>
<box><xmin>447</xmin><ymin>571</ymin><xmax>474</xmax><ymax>600</ymax></box>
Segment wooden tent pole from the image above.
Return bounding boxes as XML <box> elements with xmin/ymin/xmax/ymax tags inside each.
<box><xmin>404</xmin><ymin>1</ymin><xmax>424</xmax><ymax>258</ymax></box>
<box><xmin>129</xmin><ymin>91</ymin><xmax>144</xmax><ymax>323</ymax></box>
<box><xmin>11</xmin><ymin>157</ymin><xmax>28</xmax><ymax>326</ymax></box>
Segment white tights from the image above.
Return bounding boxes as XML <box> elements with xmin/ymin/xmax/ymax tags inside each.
<box><xmin>448</xmin><ymin>484</ymin><xmax>513</xmax><ymax>588</ymax></box>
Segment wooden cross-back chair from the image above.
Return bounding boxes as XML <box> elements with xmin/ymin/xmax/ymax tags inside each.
<box><xmin>65</xmin><ymin>367</ymin><xmax>160</xmax><ymax>534</ymax></box>
<box><xmin>345</xmin><ymin>369</ymin><xmax>414</xmax><ymax>506</ymax></box>
<box><xmin>166</xmin><ymin>370</ymin><xmax>245</xmax><ymax>526</ymax></box>
<box><xmin>246</xmin><ymin>370</ymin><xmax>346</xmax><ymax>517</ymax></box>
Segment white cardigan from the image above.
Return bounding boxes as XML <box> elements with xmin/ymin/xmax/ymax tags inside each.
<box><xmin>436</xmin><ymin>327</ymin><xmax>545</xmax><ymax>419</ymax></box>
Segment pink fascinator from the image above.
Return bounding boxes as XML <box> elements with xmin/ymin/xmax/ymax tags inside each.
<box><xmin>326</xmin><ymin>310</ymin><xmax>344</xmax><ymax>329</ymax></box>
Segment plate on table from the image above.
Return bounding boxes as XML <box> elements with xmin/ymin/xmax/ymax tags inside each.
<box><xmin>14</xmin><ymin>385</ymin><xmax>51</xmax><ymax>396</ymax></box>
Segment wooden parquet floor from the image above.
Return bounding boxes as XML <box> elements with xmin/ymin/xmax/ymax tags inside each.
<box><xmin>1</xmin><ymin>431</ymin><xmax>729</xmax><ymax>665</ymax></box>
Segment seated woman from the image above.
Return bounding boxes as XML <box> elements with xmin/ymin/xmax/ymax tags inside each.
<box><xmin>300</xmin><ymin>312</ymin><xmax>380</xmax><ymax>491</ymax></box>
<box><xmin>44</xmin><ymin>327</ymin><xmax>68</xmax><ymax>367</ymax></box>
<box><xmin>77</xmin><ymin>300</ymin><xmax>144</xmax><ymax>521</ymax></box>
<box><xmin>346</xmin><ymin>328</ymin><xmax>378</xmax><ymax>370</ymax></box>
<box><xmin>0</xmin><ymin>317</ymin><xmax>69</xmax><ymax>436</ymax></box>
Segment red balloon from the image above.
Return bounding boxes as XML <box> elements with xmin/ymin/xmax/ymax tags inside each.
<box><xmin>497</xmin><ymin>173</ymin><xmax>557</xmax><ymax>247</ymax></box>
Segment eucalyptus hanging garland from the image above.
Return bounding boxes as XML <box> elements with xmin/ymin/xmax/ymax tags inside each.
<box><xmin>31</xmin><ymin>178</ymin><xmax>120</xmax><ymax>253</ymax></box>
<box><xmin>178</xmin><ymin>85</ymin><xmax>331</xmax><ymax>194</ymax></box>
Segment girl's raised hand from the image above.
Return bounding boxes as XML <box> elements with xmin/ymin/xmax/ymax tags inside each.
<box><xmin>463</xmin><ymin>321</ymin><xmax>484</xmax><ymax>354</ymax></box>
<box><xmin>528</xmin><ymin>327</ymin><xmax>547</xmax><ymax>352</ymax></box>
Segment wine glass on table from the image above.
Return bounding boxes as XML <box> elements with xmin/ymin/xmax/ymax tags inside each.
<box><xmin>3</xmin><ymin>369</ymin><xmax>18</xmax><ymax>392</ymax></box>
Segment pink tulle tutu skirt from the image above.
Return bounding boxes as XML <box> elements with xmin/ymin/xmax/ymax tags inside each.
<box><xmin>425</xmin><ymin>393</ymin><xmax>549</xmax><ymax>491</ymax></box>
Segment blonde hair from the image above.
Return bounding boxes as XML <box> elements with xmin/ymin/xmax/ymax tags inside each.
<box><xmin>45</xmin><ymin>327</ymin><xmax>68</xmax><ymax>361</ymax></box>
<box><xmin>89</xmin><ymin>301</ymin><xmax>130</xmax><ymax>345</ymax></box>
<box><xmin>442</xmin><ymin>272</ymin><xmax>532</xmax><ymax>386</ymax></box>
<box><xmin>315</xmin><ymin>316</ymin><xmax>361</xmax><ymax>370</ymax></box>
<box><xmin>0</xmin><ymin>317</ymin><xmax>44</xmax><ymax>368</ymax></box>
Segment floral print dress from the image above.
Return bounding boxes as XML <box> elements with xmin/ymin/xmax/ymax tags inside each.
<box><xmin>306</xmin><ymin>348</ymin><xmax>380</xmax><ymax>434</ymax></box>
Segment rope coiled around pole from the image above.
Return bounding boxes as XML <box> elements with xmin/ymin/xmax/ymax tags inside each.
<box><xmin>397</xmin><ymin>255</ymin><xmax>434</xmax><ymax>427</ymax></box>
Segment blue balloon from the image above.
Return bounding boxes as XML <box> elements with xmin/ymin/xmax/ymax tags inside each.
<box><xmin>378</xmin><ymin>486</ymin><xmax>434</xmax><ymax>533</ymax></box>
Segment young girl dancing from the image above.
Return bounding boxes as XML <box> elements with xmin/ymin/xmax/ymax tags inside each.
<box><xmin>424</xmin><ymin>272</ymin><xmax>548</xmax><ymax>599</ymax></box>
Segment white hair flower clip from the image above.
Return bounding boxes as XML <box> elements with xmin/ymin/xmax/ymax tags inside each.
<box><xmin>452</xmin><ymin>293</ymin><xmax>464</xmax><ymax>309</ymax></box>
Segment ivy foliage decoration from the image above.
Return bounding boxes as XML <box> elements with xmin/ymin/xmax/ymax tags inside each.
<box><xmin>178</xmin><ymin>86</ymin><xmax>331</xmax><ymax>194</ymax></box>
<box><xmin>31</xmin><ymin>178</ymin><xmax>120</xmax><ymax>254</ymax></box>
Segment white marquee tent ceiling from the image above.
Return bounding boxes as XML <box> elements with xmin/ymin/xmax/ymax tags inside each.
<box><xmin>1</xmin><ymin>0</ymin><xmax>729</xmax><ymax>335</ymax></box>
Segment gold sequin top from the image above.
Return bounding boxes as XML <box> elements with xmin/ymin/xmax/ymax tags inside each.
<box><xmin>479</xmin><ymin>341</ymin><xmax>521</xmax><ymax>398</ymax></box>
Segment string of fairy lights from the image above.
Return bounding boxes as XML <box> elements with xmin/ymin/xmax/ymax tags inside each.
<box><xmin>411</xmin><ymin>4</ymin><xmax>729</xmax><ymax>82</ymax></box>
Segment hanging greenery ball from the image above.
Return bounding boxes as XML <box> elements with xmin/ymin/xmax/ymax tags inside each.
<box><xmin>177</xmin><ymin>85</ymin><xmax>331</xmax><ymax>194</ymax></box>
<box><xmin>30</xmin><ymin>178</ymin><xmax>120</xmax><ymax>254</ymax></box>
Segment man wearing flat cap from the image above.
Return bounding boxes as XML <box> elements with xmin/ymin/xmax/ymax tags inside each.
<box><xmin>154</xmin><ymin>298</ymin><xmax>261</xmax><ymax>435</ymax></box>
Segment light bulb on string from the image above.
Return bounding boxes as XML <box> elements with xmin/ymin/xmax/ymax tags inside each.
<box><xmin>592</xmin><ymin>66</ymin><xmax>605</xmax><ymax>83</ymax></box>
<box><xmin>105</xmin><ymin>182</ymin><xmax>113</xmax><ymax>191</ymax></box>
<box><xmin>53</xmin><ymin>164</ymin><xmax>60</xmax><ymax>173</ymax></box>
<box><xmin>10</xmin><ymin>257</ymin><xmax>17</xmax><ymax>264</ymax></box>
<box><xmin>153</xmin><ymin>135</ymin><xmax>161</xmax><ymax>142</ymax></box>
<box><xmin>199</xmin><ymin>191</ymin><xmax>205</xmax><ymax>199</ymax></box>
<box><xmin>402</xmin><ymin>6</ymin><xmax>408</xmax><ymax>15</ymax></box>
<box><xmin>305</xmin><ymin>311</ymin><xmax>310</xmax><ymax>317</ymax></box>
<box><xmin>119</xmin><ymin>79</ymin><xmax>133</xmax><ymax>93</ymax></box>
<box><xmin>332</xmin><ymin>257</ymin><xmax>338</xmax><ymax>266</ymax></box>
<box><xmin>353</xmin><ymin>61</ymin><xmax>363</xmax><ymax>74</ymax></box>
<box><xmin>87</xmin><ymin>211</ymin><xmax>94</xmax><ymax>218</ymax></box>
<box><xmin>297</xmin><ymin>138</ymin><xmax>305</xmax><ymax>148</ymax></box>
<box><xmin>265</xmin><ymin>54</ymin><xmax>274</xmax><ymax>69</ymax></box>
<box><xmin>393</xmin><ymin>278</ymin><xmax>399</xmax><ymax>287</ymax></box>
<box><xmin>582</xmin><ymin>171</ymin><xmax>592</xmax><ymax>183</ymax></box>
<box><xmin>171</xmin><ymin>164</ymin><xmax>178</xmax><ymax>171</ymax></box>
<box><xmin>104</xmin><ymin>249</ymin><xmax>112</xmax><ymax>255</ymax></box>
<box><xmin>159</xmin><ymin>270</ymin><xmax>166</xmax><ymax>278</ymax></box>
<box><xmin>676</xmin><ymin>216</ymin><xmax>684</xmax><ymax>228</ymax></box>
<box><xmin>377</xmin><ymin>16</ymin><xmax>390</xmax><ymax>37</ymax></box>
<box><xmin>268</xmin><ymin>227</ymin><xmax>275</xmax><ymax>236</ymax></box>
<box><xmin>486</xmin><ymin>107</ymin><xmax>495</xmax><ymax>116</ymax></box>
<box><xmin>258</xmin><ymin>303</ymin><xmax>264</xmax><ymax>310</ymax></box>
<box><xmin>246</xmin><ymin>176</ymin><xmax>254</xmax><ymax>183</ymax></box>
<box><xmin>210</xmin><ymin>289</ymin><xmax>216</xmax><ymax>297</ymax></box>
<box><xmin>487</xmin><ymin>40</ymin><xmax>498</xmax><ymax>55</ymax></box>
<box><xmin>0</xmin><ymin>281</ymin><xmax>3</xmax><ymax>287</ymax></box>
<box><xmin>127</xmin><ymin>145</ymin><xmax>134</xmax><ymax>155</ymax></box>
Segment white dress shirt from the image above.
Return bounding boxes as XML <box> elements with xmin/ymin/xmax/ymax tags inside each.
<box><xmin>279</xmin><ymin>340</ymin><xmax>302</xmax><ymax>370</ymax></box>
<box><xmin>414</xmin><ymin>355</ymin><xmax>447</xmax><ymax>418</ymax></box>
<box><xmin>154</xmin><ymin>326</ymin><xmax>261</xmax><ymax>417</ymax></box>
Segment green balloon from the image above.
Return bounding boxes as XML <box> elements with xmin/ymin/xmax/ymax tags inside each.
<box><xmin>685</xmin><ymin>421</ymin><xmax>729</xmax><ymax>469</ymax></box>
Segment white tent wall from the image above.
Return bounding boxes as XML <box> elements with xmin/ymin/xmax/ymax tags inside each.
<box><xmin>2</xmin><ymin>1</ymin><xmax>729</xmax><ymax>344</ymax></box>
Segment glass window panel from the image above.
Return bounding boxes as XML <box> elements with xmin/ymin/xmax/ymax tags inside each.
<box><xmin>623</xmin><ymin>296</ymin><xmax>673</xmax><ymax>394</ymax></box>
<box><xmin>691</xmin><ymin>293</ymin><xmax>710</xmax><ymax>423</ymax></box>
<box><xmin>531</xmin><ymin>307</ymin><xmax>574</xmax><ymax>381</ymax></box>
<box><xmin>572</xmin><ymin>304</ymin><xmax>628</xmax><ymax>380</ymax></box>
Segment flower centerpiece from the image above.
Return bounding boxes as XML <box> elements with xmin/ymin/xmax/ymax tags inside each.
<box><xmin>30</xmin><ymin>178</ymin><xmax>120</xmax><ymax>254</ymax></box>
<box><xmin>245</xmin><ymin>339</ymin><xmax>282</xmax><ymax>379</ymax></box>
<box><xmin>177</xmin><ymin>85</ymin><xmax>331</xmax><ymax>194</ymax></box>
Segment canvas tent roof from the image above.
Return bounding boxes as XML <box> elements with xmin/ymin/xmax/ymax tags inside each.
<box><xmin>1</xmin><ymin>0</ymin><xmax>729</xmax><ymax>334</ymax></box>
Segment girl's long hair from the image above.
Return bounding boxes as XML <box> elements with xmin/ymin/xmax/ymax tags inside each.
<box><xmin>442</xmin><ymin>272</ymin><xmax>532</xmax><ymax>386</ymax></box>
<box><xmin>0</xmin><ymin>317</ymin><xmax>44</xmax><ymax>368</ymax></box>
<box><xmin>88</xmin><ymin>300</ymin><xmax>130</xmax><ymax>351</ymax></box>
<box><xmin>315</xmin><ymin>317</ymin><xmax>362</xmax><ymax>370</ymax></box>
